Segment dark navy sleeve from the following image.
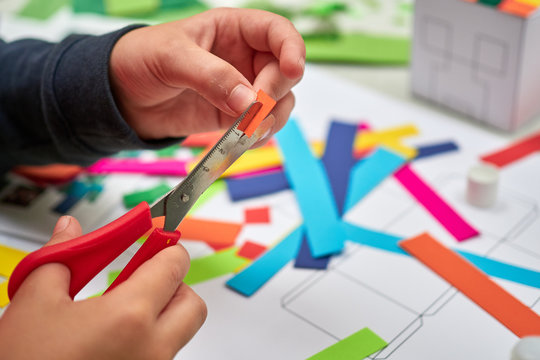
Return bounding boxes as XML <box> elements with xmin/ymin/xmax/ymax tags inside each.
<box><xmin>0</xmin><ymin>25</ymin><xmax>183</xmax><ymax>174</ymax></box>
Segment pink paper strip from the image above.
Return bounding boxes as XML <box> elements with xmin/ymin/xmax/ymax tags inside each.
<box><xmin>394</xmin><ymin>164</ymin><xmax>479</xmax><ymax>241</ymax></box>
<box><xmin>87</xmin><ymin>159</ymin><xmax>188</xmax><ymax>176</ymax></box>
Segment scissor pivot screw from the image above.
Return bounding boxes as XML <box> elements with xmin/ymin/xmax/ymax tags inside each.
<box><xmin>181</xmin><ymin>193</ymin><xmax>190</xmax><ymax>202</ymax></box>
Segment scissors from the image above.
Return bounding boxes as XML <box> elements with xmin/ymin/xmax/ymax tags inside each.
<box><xmin>8</xmin><ymin>90</ymin><xmax>276</xmax><ymax>300</ymax></box>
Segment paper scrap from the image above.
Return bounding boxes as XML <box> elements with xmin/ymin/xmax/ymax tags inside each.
<box><xmin>184</xmin><ymin>248</ymin><xmax>248</xmax><ymax>286</ymax></box>
<box><xmin>481</xmin><ymin>130</ymin><xmax>540</xmax><ymax>167</ymax></box>
<box><xmin>307</xmin><ymin>327</ymin><xmax>387</xmax><ymax>360</ymax></box>
<box><xmin>276</xmin><ymin>119</ymin><xmax>345</xmax><ymax>257</ymax></box>
<box><xmin>394</xmin><ymin>164</ymin><xmax>480</xmax><ymax>241</ymax></box>
<box><xmin>226</xmin><ymin>226</ymin><xmax>303</xmax><ymax>296</ymax></box>
<box><xmin>87</xmin><ymin>158</ymin><xmax>188</xmax><ymax>176</ymax></box>
<box><xmin>244</xmin><ymin>207</ymin><xmax>271</xmax><ymax>224</ymax></box>
<box><xmin>400</xmin><ymin>233</ymin><xmax>540</xmax><ymax>337</ymax></box>
<box><xmin>237</xmin><ymin>241</ymin><xmax>267</xmax><ymax>260</ymax></box>
<box><xmin>344</xmin><ymin>147</ymin><xmax>406</xmax><ymax>212</ymax></box>
<box><xmin>123</xmin><ymin>182</ymin><xmax>171</xmax><ymax>209</ymax></box>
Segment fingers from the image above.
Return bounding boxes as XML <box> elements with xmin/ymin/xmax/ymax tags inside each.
<box><xmin>155</xmin><ymin>41</ymin><xmax>257</xmax><ymax>116</ymax></box>
<box><xmin>155</xmin><ymin>283</ymin><xmax>207</xmax><ymax>355</ymax></box>
<box><xmin>15</xmin><ymin>216</ymin><xmax>83</xmax><ymax>302</ymax></box>
<box><xmin>108</xmin><ymin>244</ymin><xmax>191</xmax><ymax>317</ymax></box>
<box><xmin>238</xmin><ymin>9</ymin><xmax>306</xmax><ymax>80</ymax></box>
<box><xmin>253</xmin><ymin>53</ymin><xmax>300</xmax><ymax>102</ymax></box>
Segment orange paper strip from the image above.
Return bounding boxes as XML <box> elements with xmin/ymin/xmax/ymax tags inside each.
<box><xmin>400</xmin><ymin>233</ymin><xmax>540</xmax><ymax>338</ymax></box>
<box><xmin>240</xmin><ymin>90</ymin><xmax>276</xmax><ymax>137</ymax></box>
<box><xmin>13</xmin><ymin>164</ymin><xmax>83</xmax><ymax>184</ymax></box>
<box><xmin>150</xmin><ymin>217</ymin><xmax>242</xmax><ymax>249</ymax></box>
<box><xmin>499</xmin><ymin>0</ymin><xmax>537</xmax><ymax>16</ymax></box>
<box><xmin>182</xmin><ymin>131</ymin><xmax>223</xmax><ymax>147</ymax></box>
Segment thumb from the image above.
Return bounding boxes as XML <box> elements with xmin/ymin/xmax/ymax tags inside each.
<box><xmin>13</xmin><ymin>216</ymin><xmax>83</xmax><ymax>301</ymax></box>
<box><xmin>164</xmin><ymin>45</ymin><xmax>257</xmax><ymax>116</ymax></box>
<box><xmin>46</xmin><ymin>215</ymin><xmax>83</xmax><ymax>246</ymax></box>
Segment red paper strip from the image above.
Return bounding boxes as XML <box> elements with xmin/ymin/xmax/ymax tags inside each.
<box><xmin>400</xmin><ymin>233</ymin><xmax>540</xmax><ymax>338</ymax></box>
<box><xmin>394</xmin><ymin>164</ymin><xmax>479</xmax><ymax>241</ymax></box>
<box><xmin>244</xmin><ymin>206</ymin><xmax>271</xmax><ymax>224</ymax></box>
<box><xmin>237</xmin><ymin>241</ymin><xmax>267</xmax><ymax>260</ymax></box>
<box><xmin>481</xmin><ymin>131</ymin><xmax>540</xmax><ymax>168</ymax></box>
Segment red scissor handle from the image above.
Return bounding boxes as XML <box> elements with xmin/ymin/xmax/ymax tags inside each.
<box><xmin>8</xmin><ymin>202</ymin><xmax>180</xmax><ymax>300</ymax></box>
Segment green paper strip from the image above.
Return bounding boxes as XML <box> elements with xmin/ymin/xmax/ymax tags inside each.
<box><xmin>123</xmin><ymin>182</ymin><xmax>171</xmax><ymax>209</ymax></box>
<box><xmin>184</xmin><ymin>248</ymin><xmax>248</xmax><ymax>286</ymax></box>
<box><xmin>17</xmin><ymin>0</ymin><xmax>69</xmax><ymax>20</ymax></box>
<box><xmin>188</xmin><ymin>179</ymin><xmax>225</xmax><ymax>215</ymax></box>
<box><xmin>304</xmin><ymin>33</ymin><xmax>410</xmax><ymax>64</ymax></box>
<box><xmin>155</xmin><ymin>146</ymin><xmax>178</xmax><ymax>158</ymax></box>
<box><xmin>108</xmin><ymin>270</ymin><xmax>122</xmax><ymax>286</ymax></box>
<box><xmin>104</xmin><ymin>0</ymin><xmax>160</xmax><ymax>16</ymax></box>
<box><xmin>72</xmin><ymin>0</ymin><xmax>106</xmax><ymax>14</ymax></box>
<box><xmin>307</xmin><ymin>327</ymin><xmax>387</xmax><ymax>360</ymax></box>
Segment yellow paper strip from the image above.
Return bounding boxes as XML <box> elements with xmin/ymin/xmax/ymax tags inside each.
<box><xmin>0</xmin><ymin>281</ymin><xmax>9</xmax><ymax>307</ymax></box>
<box><xmin>188</xmin><ymin>142</ymin><xmax>325</xmax><ymax>178</ymax></box>
<box><xmin>354</xmin><ymin>124</ymin><xmax>419</xmax><ymax>159</ymax></box>
<box><xmin>0</xmin><ymin>244</ymin><xmax>29</xmax><ymax>277</ymax></box>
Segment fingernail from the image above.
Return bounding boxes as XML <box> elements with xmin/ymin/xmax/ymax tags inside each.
<box><xmin>298</xmin><ymin>57</ymin><xmax>305</xmax><ymax>72</ymax></box>
<box><xmin>53</xmin><ymin>216</ymin><xmax>71</xmax><ymax>234</ymax></box>
<box><xmin>227</xmin><ymin>84</ymin><xmax>256</xmax><ymax>114</ymax></box>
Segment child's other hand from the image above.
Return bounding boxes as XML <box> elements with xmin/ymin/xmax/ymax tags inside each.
<box><xmin>109</xmin><ymin>8</ymin><xmax>305</xmax><ymax>141</ymax></box>
<box><xmin>0</xmin><ymin>216</ymin><xmax>206</xmax><ymax>360</ymax></box>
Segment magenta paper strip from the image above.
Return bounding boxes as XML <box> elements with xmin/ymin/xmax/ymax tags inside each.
<box><xmin>87</xmin><ymin>158</ymin><xmax>188</xmax><ymax>176</ymax></box>
<box><xmin>394</xmin><ymin>164</ymin><xmax>479</xmax><ymax>241</ymax></box>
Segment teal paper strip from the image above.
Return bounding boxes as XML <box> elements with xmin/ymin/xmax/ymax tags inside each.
<box><xmin>276</xmin><ymin>119</ymin><xmax>345</xmax><ymax>257</ymax></box>
<box><xmin>344</xmin><ymin>147</ymin><xmax>406</xmax><ymax>212</ymax></box>
<box><xmin>226</xmin><ymin>226</ymin><xmax>303</xmax><ymax>296</ymax></box>
<box><xmin>457</xmin><ymin>250</ymin><xmax>540</xmax><ymax>289</ymax></box>
<box><xmin>342</xmin><ymin>221</ymin><xmax>540</xmax><ymax>289</ymax></box>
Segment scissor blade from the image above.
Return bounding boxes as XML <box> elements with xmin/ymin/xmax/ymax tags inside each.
<box><xmin>151</xmin><ymin>101</ymin><xmax>273</xmax><ymax>231</ymax></box>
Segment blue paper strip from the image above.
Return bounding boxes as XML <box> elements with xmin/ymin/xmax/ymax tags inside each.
<box><xmin>53</xmin><ymin>181</ymin><xmax>91</xmax><ymax>214</ymax></box>
<box><xmin>322</xmin><ymin>121</ymin><xmax>358</xmax><ymax>215</ymax></box>
<box><xmin>295</xmin><ymin>121</ymin><xmax>357</xmax><ymax>269</ymax></box>
<box><xmin>276</xmin><ymin>119</ymin><xmax>345</xmax><ymax>257</ymax></box>
<box><xmin>342</xmin><ymin>221</ymin><xmax>540</xmax><ymax>289</ymax></box>
<box><xmin>295</xmin><ymin>235</ymin><xmax>330</xmax><ymax>269</ymax></box>
<box><xmin>226</xmin><ymin>226</ymin><xmax>303</xmax><ymax>296</ymax></box>
<box><xmin>414</xmin><ymin>141</ymin><xmax>459</xmax><ymax>160</ymax></box>
<box><xmin>344</xmin><ymin>147</ymin><xmax>406</xmax><ymax>212</ymax></box>
<box><xmin>226</xmin><ymin>171</ymin><xmax>289</xmax><ymax>201</ymax></box>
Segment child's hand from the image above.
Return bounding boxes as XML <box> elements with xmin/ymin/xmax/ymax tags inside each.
<box><xmin>109</xmin><ymin>8</ymin><xmax>305</xmax><ymax>141</ymax></box>
<box><xmin>0</xmin><ymin>216</ymin><xmax>206</xmax><ymax>360</ymax></box>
